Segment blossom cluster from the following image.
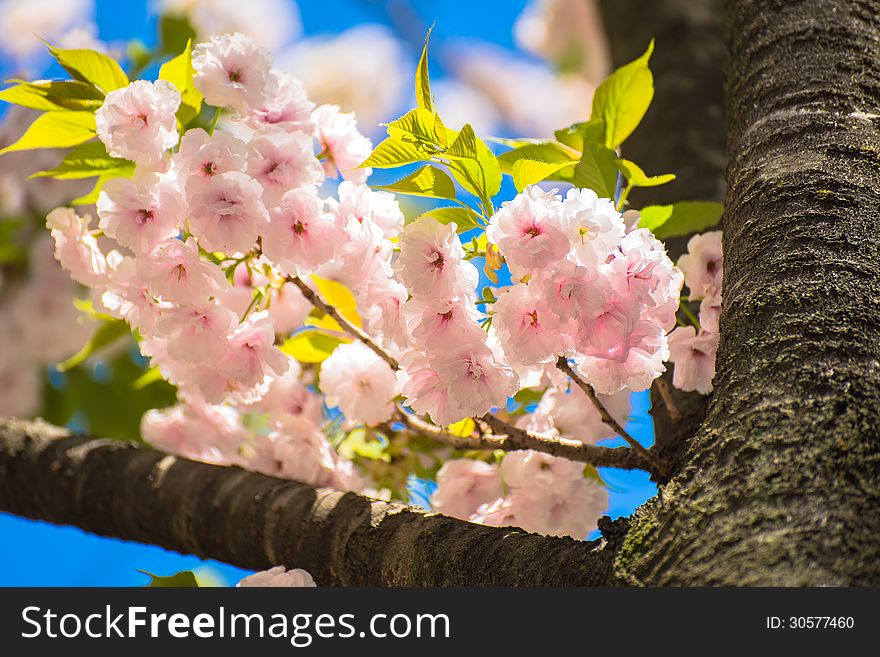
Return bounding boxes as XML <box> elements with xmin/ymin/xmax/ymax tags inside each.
<box><xmin>667</xmin><ymin>231</ymin><xmax>722</xmax><ymax>394</ymax></box>
<box><xmin>41</xmin><ymin>31</ymin><xmax>687</xmax><ymax>541</ymax></box>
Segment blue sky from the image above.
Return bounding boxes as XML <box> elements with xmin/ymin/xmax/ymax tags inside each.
<box><xmin>0</xmin><ymin>0</ymin><xmax>657</xmax><ymax>586</ymax></box>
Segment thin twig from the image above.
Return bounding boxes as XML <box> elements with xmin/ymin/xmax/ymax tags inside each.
<box><xmin>394</xmin><ymin>405</ymin><xmax>650</xmax><ymax>471</ymax></box>
<box><xmin>655</xmin><ymin>378</ymin><xmax>683</xmax><ymax>424</ymax></box>
<box><xmin>556</xmin><ymin>357</ymin><xmax>670</xmax><ymax>477</ymax></box>
<box><xmin>287</xmin><ymin>275</ymin><xmax>400</xmax><ymax>370</ymax></box>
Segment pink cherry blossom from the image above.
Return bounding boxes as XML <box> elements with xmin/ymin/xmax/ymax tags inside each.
<box><xmin>575</xmin><ymin>318</ymin><xmax>669</xmax><ymax>393</ymax></box>
<box><xmin>320</xmin><ymin>341</ymin><xmax>398</xmax><ymax>426</ymax></box>
<box><xmin>312</xmin><ymin>104</ymin><xmax>373</xmax><ymax>183</ymax></box>
<box><xmin>246</xmin><ymin>69</ymin><xmax>315</xmax><ymax>133</ymax></box>
<box><xmin>246</xmin><ymin>128</ymin><xmax>324</xmax><ymax>205</ymax></box>
<box><xmin>404</xmin><ymin>296</ymin><xmax>484</xmax><ymax>351</ymax></box>
<box><xmin>175</xmin><ymin>127</ymin><xmax>248</xmax><ymax>186</ymax></box>
<box><xmin>218</xmin><ymin>310</ymin><xmax>289</xmax><ymax>389</ymax></box>
<box><xmin>395</xmin><ymin>215</ymin><xmax>478</xmax><ymax>299</ymax></box>
<box><xmin>492</xmin><ymin>282</ymin><xmax>562</xmax><ymax>365</ymax></box>
<box><xmin>237</xmin><ymin>566</ymin><xmax>316</xmax><ymax>588</ymax></box>
<box><xmin>321</xmin><ymin>210</ymin><xmax>393</xmax><ymax>292</ymax></box>
<box><xmin>399</xmin><ymin>355</ymin><xmax>456</xmax><ymax>426</ymax></box>
<box><xmin>536</xmin><ymin>259</ymin><xmax>607</xmax><ymax>324</ymax></box>
<box><xmin>486</xmin><ymin>185</ymin><xmax>569</xmax><ymax>277</ymax></box>
<box><xmin>261</xmin><ymin>187</ymin><xmax>338</xmax><ymax>274</ymax></box>
<box><xmin>268</xmin><ymin>281</ymin><xmax>312</xmax><ymax>335</ymax></box>
<box><xmin>431</xmin><ymin>459</ymin><xmax>503</xmax><ymax>520</ymax></box>
<box><xmin>141</xmin><ymin>400</ymin><xmax>245</xmax><ymax>463</ymax></box>
<box><xmin>500</xmin><ymin>449</ymin><xmax>583</xmax><ymax>489</ymax></box>
<box><xmin>188</xmin><ymin>171</ymin><xmax>268</xmax><ymax>253</ymax></box>
<box><xmin>249</xmin><ymin>365</ymin><xmax>323</xmax><ymax>426</ymax></box>
<box><xmin>333</xmin><ymin>181</ymin><xmax>403</xmax><ymax>239</ymax></box>
<box><xmin>699</xmin><ymin>286</ymin><xmax>722</xmax><ymax>333</ymax></box>
<box><xmin>95</xmin><ymin>79</ymin><xmax>181</xmax><ymax>164</ymax></box>
<box><xmin>678</xmin><ymin>230</ymin><xmax>723</xmax><ymax>300</ymax></box>
<box><xmin>46</xmin><ymin>207</ymin><xmax>106</xmax><ymax>286</ymax></box>
<box><xmin>562</xmin><ymin>187</ymin><xmax>625</xmax><ymax>266</ymax></box>
<box><xmin>99</xmin><ymin>251</ymin><xmax>161</xmax><ymax>334</ymax></box>
<box><xmin>137</xmin><ymin>237</ymin><xmax>227</xmax><ymax>305</ymax></box>
<box><xmin>667</xmin><ymin>325</ymin><xmax>718</xmax><ymax>394</ymax></box>
<box><xmin>97</xmin><ymin>174</ymin><xmax>183</xmax><ymax>254</ymax></box>
<box><xmin>359</xmin><ymin>276</ymin><xmax>409</xmax><ymax>350</ymax></box>
<box><xmin>192</xmin><ymin>33</ymin><xmax>272</xmax><ymax>114</ymax></box>
<box><xmin>153</xmin><ymin>303</ymin><xmax>238</xmax><ymax>363</ymax></box>
<box><xmin>535</xmin><ymin>385</ymin><xmax>630</xmax><ymax>444</ymax></box>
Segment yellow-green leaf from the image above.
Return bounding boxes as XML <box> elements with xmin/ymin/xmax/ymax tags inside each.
<box><xmin>0</xmin><ymin>111</ymin><xmax>95</xmax><ymax>155</ymax></box>
<box><xmin>447</xmin><ymin>418</ymin><xmax>475</xmax><ymax>437</ymax></box>
<box><xmin>419</xmin><ymin>206</ymin><xmax>482</xmax><ymax>232</ymax></box>
<box><xmin>139</xmin><ymin>570</ymin><xmax>199</xmax><ymax>588</ymax></box>
<box><xmin>0</xmin><ymin>79</ymin><xmax>104</xmax><ymax>111</ymax></box>
<box><xmin>376</xmin><ymin>164</ymin><xmax>456</xmax><ymax>201</ymax></box>
<box><xmin>159</xmin><ymin>39</ymin><xmax>203</xmax><ymax>126</ymax></box>
<box><xmin>554</xmin><ymin>119</ymin><xmax>605</xmax><ymax>152</ymax></box>
<box><xmin>559</xmin><ymin>141</ymin><xmax>618</xmax><ymax>198</ymax></box>
<box><xmin>280</xmin><ymin>330</ymin><xmax>343</xmax><ymax>363</ymax></box>
<box><xmin>445</xmin><ymin>124</ymin><xmax>501</xmax><ymax>200</ymax></box>
<box><xmin>132</xmin><ymin>367</ymin><xmax>164</xmax><ymax>390</ymax></box>
<box><xmin>30</xmin><ymin>141</ymin><xmax>133</xmax><ymax>180</ymax></box>
<box><xmin>512</xmin><ymin>158</ymin><xmax>571</xmax><ymax>192</ymax></box>
<box><xmin>338</xmin><ymin>428</ymin><xmax>389</xmax><ymax>461</ymax></box>
<box><xmin>415</xmin><ymin>27</ymin><xmax>433</xmax><ymax>111</ymax></box>
<box><xmin>48</xmin><ymin>45</ymin><xmax>129</xmax><ymax>93</ymax></box>
<box><xmin>591</xmin><ymin>40</ymin><xmax>654</xmax><ymax>148</ymax></box>
<box><xmin>384</xmin><ymin>107</ymin><xmax>446</xmax><ymax>147</ymax></box>
<box><xmin>615</xmin><ymin>158</ymin><xmax>675</xmax><ymax>188</ymax></box>
<box><xmin>498</xmin><ymin>142</ymin><xmax>573</xmax><ymax>175</ymax></box>
<box><xmin>310</xmin><ymin>275</ymin><xmax>362</xmax><ymax>328</ymax></box>
<box><xmin>360</xmin><ymin>137</ymin><xmax>426</xmax><ymax>169</ymax></box>
<box><xmin>638</xmin><ymin>201</ymin><xmax>723</xmax><ymax>239</ymax></box>
<box><xmin>71</xmin><ymin>174</ymin><xmax>115</xmax><ymax>206</ymax></box>
<box><xmin>57</xmin><ymin>318</ymin><xmax>129</xmax><ymax>372</ymax></box>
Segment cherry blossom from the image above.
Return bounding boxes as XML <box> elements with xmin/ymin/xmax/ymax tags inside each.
<box><xmin>188</xmin><ymin>171</ymin><xmax>268</xmax><ymax>253</ymax></box>
<box><xmin>237</xmin><ymin>566</ymin><xmax>316</xmax><ymax>588</ymax></box>
<box><xmin>563</xmin><ymin>187</ymin><xmax>625</xmax><ymax>266</ymax></box>
<box><xmin>311</xmin><ymin>105</ymin><xmax>373</xmax><ymax>183</ymax></box>
<box><xmin>192</xmin><ymin>32</ymin><xmax>272</xmax><ymax>114</ymax></box>
<box><xmin>395</xmin><ymin>215</ymin><xmax>478</xmax><ymax>299</ymax></box>
<box><xmin>667</xmin><ymin>325</ymin><xmax>719</xmax><ymax>394</ymax></box>
<box><xmin>246</xmin><ymin>69</ymin><xmax>314</xmax><ymax>133</ymax></box>
<box><xmin>262</xmin><ymin>187</ymin><xmax>338</xmax><ymax>274</ymax></box>
<box><xmin>95</xmin><ymin>80</ymin><xmax>181</xmax><ymax>164</ymax></box>
<box><xmin>431</xmin><ymin>459</ymin><xmax>503</xmax><ymax>520</ymax></box>
<box><xmin>97</xmin><ymin>174</ymin><xmax>183</xmax><ymax>254</ymax></box>
<box><xmin>492</xmin><ymin>283</ymin><xmax>562</xmax><ymax>365</ymax></box>
<box><xmin>246</xmin><ymin>129</ymin><xmax>323</xmax><ymax>205</ymax></box>
<box><xmin>678</xmin><ymin>230</ymin><xmax>723</xmax><ymax>300</ymax></box>
<box><xmin>137</xmin><ymin>237</ymin><xmax>227</xmax><ymax>305</ymax></box>
<box><xmin>320</xmin><ymin>341</ymin><xmax>398</xmax><ymax>426</ymax></box>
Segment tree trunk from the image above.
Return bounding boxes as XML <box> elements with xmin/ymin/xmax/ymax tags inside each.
<box><xmin>614</xmin><ymin>0</ymin><xmax>880</xmax><ymax>585</ymax></box>
<box><xmin>3</xmin><ymin>0</ymin><xmax>879</xmax><ymax>587</ymax></box>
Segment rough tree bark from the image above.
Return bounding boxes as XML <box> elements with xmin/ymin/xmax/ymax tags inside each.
<box><xmin>2</xmin><ymin>0</ymin><xmax>879</xmax><ymax>586</ymax></box>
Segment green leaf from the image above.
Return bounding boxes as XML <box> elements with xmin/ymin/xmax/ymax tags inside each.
<box><xmin>591</xmin><ymin>40</ymin><xmax>654</xmax><ymax>148</ymax></box>
<box><xmin>445</xmin><ymin>124</ymin><xmax>502</xmax><ymax>201</ymax></box>
<box><xmin>375</xmin><ymin>165</ymin><xmax>456</xmax><ymax>201</ymax></box>
<box><xmin>0</xmin><ymin>80</ymin><xmax>104</xmax><ymax>111</ymax></box>
<box><xmin>615</xmin><ymin>159</ymin><xmax>675</xmax><ymax>188</ymax></box>
<box><xmin>638</xmin><ymin>201</ymin><xmax>724</xmax><ymax>239</ymax></box>
<box><xmin>497</xmin><ymin>142</ymin><xmax>573</xmax><ymax>175</ymax></box>
<box><xmin>159</xmin><ymin>14</ymin><xmax>197</xmax><ymax>56</ymax></box>
<box><xmin>47</xmin><ymin>45</ymin><xmax>129</xmax><ymax>93</ymax></box>
<box><xmin>360</xmin><ymin>137</ymin><xmax>426</xmax><ymax>169</ymax></box>
<box><xmin>419</xmin><ymin>206</ymin><xmax>482</xmax><ymax>232</ymax></box>
<box><xmin>139</xmin><ymin>570</ymin><xmax>199</xmax><ymax>588</ymax></box>
<box><xmin>559</xmin><ymin>141</ymin><xmax>619</xmax><ymax>198</ymax></box>
<box><xmin>132</xmin><ymin>366</ymin><xmax>164</xmax><ymax>390</ymax></box>
<box><xmin>0</xmin><ymin>111</ymin><xmax>95</xmax><ymax>155</ymax></box>
<box><xmin>71</xmin><ymin>174</ymin><xmax>114</xmax><ymax>205</ymax></box>
<box><xmin>30</xmin><ymin>141</ymin><xmax>133</xmax><ymax>180</ymax></box>
<box><xmin>159</xmin><ymin>39</ymin><xmax>203</xmax><ymax>127</ymax></box>
<box><xmin>512</xmin><ymin>159</ymin><xmax>571</xmax><ymax>192</ymax></box>
<box><xmin>338</xmin><ymin>428</ymin><xmax>389</xmax><ymax>461</ymax></box>
<box><xmin>384</xmin><ymin>107</ymin><xmax>446</xmax><ymax>147</ymax></box>
<box><xmin>447</xmin><ymin>418</ymin><xmax>476</xmax><ymax>437</ymax></box>
<box><xmin>280</xmin><ymin>330</ymin><xmax>343</xmax><ymax>364</ymax></box>
<box><xmin>554</xmin><ymin>119</ymin><xmax>605</xmax><ymax>152</ymax></box>
<box><xmin>415</xmin><ymin>27</ymin><xmax>433</xmax><ymax>111</ymax></box>
<box><xmin>56</xmin><ymin>318</ymin><xmax>129</xmax><ymax>372</ymax></box>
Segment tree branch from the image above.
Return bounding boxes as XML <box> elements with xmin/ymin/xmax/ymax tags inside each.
<box><xmin>555</xmin><ymin>357</ymin><xmax>670</xmax><ymax>477</ymax></box>
<box><xmin>394</xmin><ymin>405</ymin><xmax>649</xmax><ymax>471</ymax></box>
<box><xmin>0</xmin><ymin>418</ymin><xmax>623</xmax><ymax>586</ymax></box>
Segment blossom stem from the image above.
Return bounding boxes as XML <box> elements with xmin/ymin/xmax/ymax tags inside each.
<box><xmin>393</xmin><ymin>405</ymin><xmax>651</xmax><ymax>471</ymax></box>
<box><xmin>655</xmin><ymin>378</ymin><xmax>683</xmax><ymax>424</ymax></box>
<box><xmin>680</xmin><ymin>301</ymin><xmax>701</xmax><ymax>329</ymax></box>
<box><xmin>287</xmin><ymin>275</ymin><xmax>400</xmax><ymax>370</ymax></box>
<box><xmin>555</xmin><ymin>356</ymin><xmax>670</xmax><ymax>477</ymax></box>
<box><xmin>208</xmin><ymin>107</ymin><xmax>222</xmax><ymax>136</ymax></box>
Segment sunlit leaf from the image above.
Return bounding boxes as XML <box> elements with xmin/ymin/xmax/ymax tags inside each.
<box><xmin>512</xmin><ymin>158</ymin><xmax>571</xmax><ymax>192</ymax></box>
<box><xmin>279</xmin><ymin>330</ymin><xmax>343</xmax><ymax>364</ymax></box>
<box><xmin>47</xmin><ymin>45</ymin><xmax>129</xmax><ymax>93</ymax></box>
<box><xmin>376</xmin><ymin>164</ymin><xmax>456</xmax><ymax>201</ymax></box>
<box><xmin>159</xmin><ymin>39</ymin><xmax>203</xmax><ymax>126</ymax></box>
<box><xmin>159</xmin><ymin>14</ymin><xmax>197</xmax><ymax>56</ymax></box>
<box><xmin>554</xmin><ymin>119</ymin><xmax>605</xmax><ymax>152</ymax></box>
<box><xmin>384</xmin><ymin>107</ymin><xmax>446</xmax><ymax>148</ymax></box>
<box><xmin>338</xmin><ymin>428</ymin><xmax>389</xmax><ymax>461</ymax></box>
<box><xmin>638</xmin><ymin>201</ymin><xmax>723</xmax><ymax>239</ymax></box>
<box><xmin>447</xmin><ymin>418</ymin><xmax>475</xmax><ymax>437</ymax></box>
<box><xmin>360</xmin><ymin>137</ymin><xmax>426</xmax><ymax>169</ymax></box>
<box><xmin>616</xmin><ymin>158</ymin><xmax>675</xmax><ymax>188</ymax></box>
<box><xmin>30</xmin><ymin>141</ymin><xmax>133</xmax><ymax>180</ymax></box>
<box><xmin>0</xmin><ymin>111</ymin><xmax>95</xmax><ymax>155</ymax></box>
<box><xmin>445</xmin><ymin>124</ymin><xmax>501</xmax><ymax>201</ymax></box>
<box><xmin>591</xmin><ymin>40</ymin><xmax>654</xmax><ymax>148</ymax></box>
<box><xmin>419</xmin><ymin>206</ymin><xmax>482</xmax><ymax>232</ymax></box>
<box><xmin>310</xmin><ymin>275</ymin><xmax>361</xmax><ymax>328</ymax></box>
<box><xmin>0</xmin><ymin>79</ymin><xmax>104</xmax><ymax>111</ymax></box>
<box><xmin>56</xmin><ymin>318</ymin><xmax>129</xmax><ymax>372</ymax></box>
<box><xmin>497</xmin><ymin>142</ymin><xmax>573</xmax><ymax>175</ymax></box>
<box><xmin>415</xmin><ymin>26</ymin><xmax>434</xmax><ymax>111</ymax></box>
<box><xmin>560</xmin><ymin>142</ymin><xmax>619</xmax><ymax>198</ymax></box>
